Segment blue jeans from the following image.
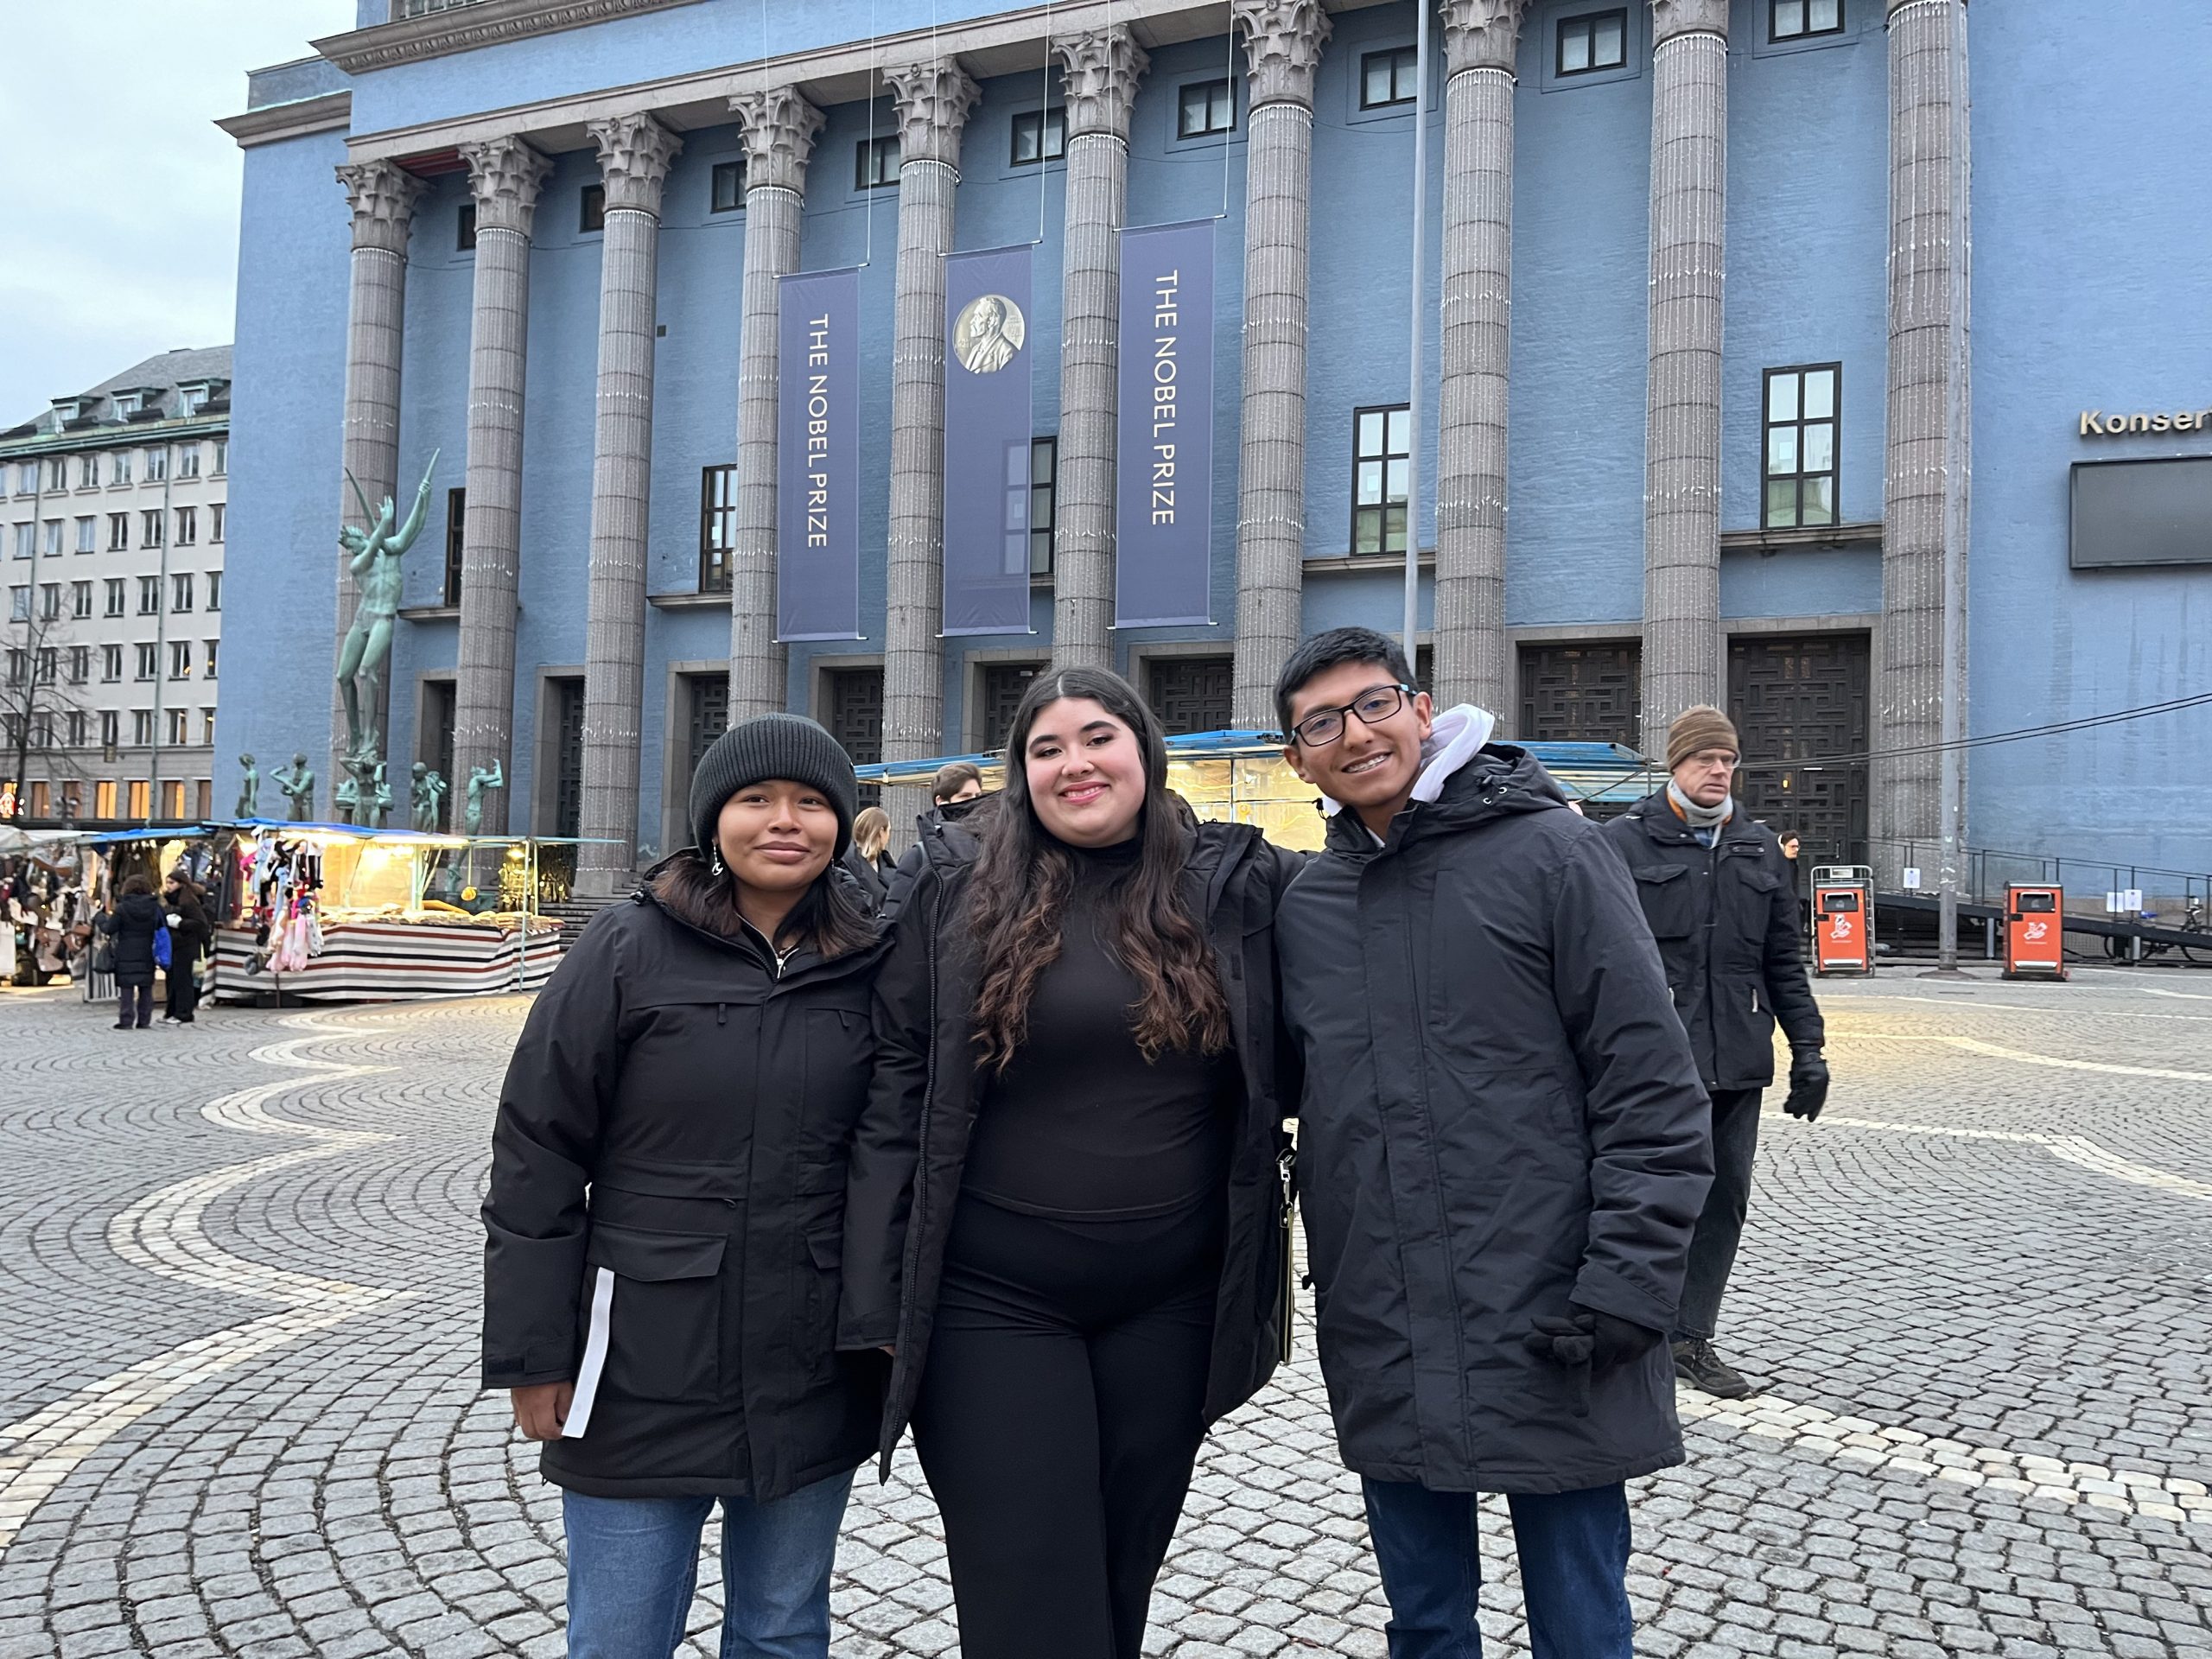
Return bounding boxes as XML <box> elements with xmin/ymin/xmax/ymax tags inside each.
<box><xmin>1360</xmin><ymin>1478</ymin><xmax>1634</xmax><ymax>1659</ymax></box>
<box><xmin>563</xmin><ymin>1471</ymin><xmax>852</xmax><ymax>1659</ymax></box>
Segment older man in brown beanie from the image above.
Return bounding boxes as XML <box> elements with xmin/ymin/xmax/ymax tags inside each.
<box><xmin>1600</xmin><ymin>706</ymin><xmax>1827</xmax><ymax>1398</ymax></box>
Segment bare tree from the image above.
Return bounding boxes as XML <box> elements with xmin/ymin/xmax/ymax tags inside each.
<box><xmin>2</xmin><ymin>589</ymin><xmax>96</xmax><ymax>823</ymax></box>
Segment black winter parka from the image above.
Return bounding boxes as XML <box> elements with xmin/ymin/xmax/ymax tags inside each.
<box><xmin>1276</xmin><ymin>747</ymin><xmax>1713</xmax><ymax>1495</ymax></box>
<box><xmin>96</xmin><ymin>893</ymin><xmax>165</xmax><ymax>986</ymax></box>
<box><xmin>1599</xmin><ymin>790</ymin><xmax>1824</xmax><ymax>1091</ymax></box>
<box><xmin>838</xmin><ymin>812</ymin><xmax>1304</xmax><ymax>1476</ymax></box>
<box><xmin>480</xmin><ymin>855</ymin><xmax>893</xmax><ymax>1501</ymax></box>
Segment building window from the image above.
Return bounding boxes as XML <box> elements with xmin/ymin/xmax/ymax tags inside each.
<box><xmin>13</xmin><ymin>462</ymin><xmax>33</xmax><ymax>493</ymax></box>
<box><xmin>172</xmin><ymin>572</ymin><xmax>194</xmax><ymax>612</ymax></box>
<box><xmin>1557</xmin><ymin>9</ymin><xmax>1629</xmax><ymax>76</ymax></box>
<box><xmin>1762</xmin><ymin>363</ymin><xmax>1840</xmax><ymax>529</ymax></box>
<box><xmin>1029</xmin><ymin>437</ymin><xmax>1057</xmax><ymax>575</ymax></box>
<box><xmin>35</xmin><ymin>646</ymin><xmax>56</xmax><ymax>684</ymax></box>
<box><xmin>39</xmin><ymin>582</ymin><xmax>60</xmax><ymax>620</ymax></box>
<box><xmin>457</xmin><ymin>202</ymin><xmax>478</xmax><ymax>250</ymax></box>
<box><xmin>74</xmin><ymin>516</ymin><xmax>95</xmax><ymax>553</ymax></box>
<box><xmin>102</xmin><ymin>645</ymin><xmax>122</xmax><ymax>683</ymax></box>
<box><xmin>1361</xmin><ymin>47</ymin><xmax>1421</xmax><ymax>109</ymax></box>
<box><xmin>167</xmin><ymin>709</ymin><xmax>188</xmax><ymax>747</ymax></box>
<box><xmin>580</xmin><ymin>183</ymin><xmax>607</xmax><ymax>232</ymax></box>
<box><xmin>207</xmin><ymin>571</ymin><xmax>221</xmax><ymax>612</ymax></box>
<box><xmin>41</xmin><ymin>519</ymin><xmax>62</xmax><ymax>556</ymax></box>
<box><xmin>212</xmin><ymin>441</ymin><xmax>227</xmax><ymax>476</ymax></box>
<box><xmin>1771</xmin><ymin>0</ymin><xmax>1843</xmax><ymax>41</ymax></box>
<box><xmin>6</xmin><ymin>586</ymin><xmax>23</xmax><ymax>622</ymax></box>
<box><xmin>132</xmin><ymin>711</ymin><xmax>153</xmax><ymax>748</ymax></box>
<box><xmin>1010</xmin><ymin>108</ymin><xmax>1066</xmax><ymax>167</ymax></box>
<box><xmin>111</xmin><ymin>452</ymin><xmax>131</xmax><ymax>486</ymax></box>
<box><xmin>444</xmin><ymin>487</ymin><xmax>466</xmax><ymax>607</ymax></box>
<box><xmin>71</xmin><ymin>581</ymin><xmax>92</xmax><ymax>619</ymax></box>
<box><xmin>79</xmin><ymin>454</ymin><xmax>99</xmax><ymax>489</ymax></box>
<box><xmin>10</xmin><ymin>524</ymin><xmax>29</xmax><ymax>560</ymax></box>
<box><xmin>178</xmin><ymin>444</ymin><xmax>200</xmax><ymax>480</ymax></box>
<box><xmin>855</xmin><ymin>134</ymin><xmax>901</xmax><ymax>190</ymax></box>
<box><xmin>125</xmin><ymin>779</ymin><xmax>149</xmax><ymax>818</ymax></box>
<box><xmin>105</xmin><ymin>579</ymin><xmax>124</xmax><ymax>618</ymax></box>
<box><xmin>710</xmin><ymin>159</ymin><xmax>746</xmax><ymax>213</ymax></box>
<box><xmin>175</xmin><ymin>506</ymin><xmax>198</xmax><ymax>547</ymax></box>
<box><xmin>67</xmin><ymin>709</ymin><xmax>87</xmax><ymax>747</ymax></box>
<box><xmin>698</xmin><ymin>465</ymin><xmax>735</xmax><ymax>593</ymax></box>
<box><xmin>99</xmin><ymin>713</ymin><xmax>118</xmax><ymax>752</ymax></box>
<box><xmin>206</xmin><ymin>639</ymin><xmax>219</xmax><ymax>679</ymax></box>
<box><xmin>1178</xmin><ymin>79</ymin><xmax>1235</xmax><ymax>139</ymax></box>
<box><xmin>202</xmin><ymin>709</ymin><xmax>218</xmax><ymax>745</ymax></box>
<box><xmin>170</xmin><ymin>641</ymin><xmax>192</xmax><ymax>680</ymax></box>
<box><xmin>211</xmin><ymin>503</ymin><xmax>225</xmax><ymax>543</ymax></box>
<box><xmin>142</xmin><ymin>510</ymin><xmax>163</xmax><ymax>548</ymax></box>
<box><xmin>1351</xmin><ymin>404</ymin><xmax>1412</xmax><ymax>556</ymax></box>
<box><xmin>44</xmin><ymin>458</ymin><xmax>67</xmax><ymax>491</ymax></box>
<box><xmin>3</xmin><ymin>648</ymin><xmax>21</xmax><ymax>685</ymax></box>
<box><xmin>136</xmin><ymin>642</ymin><xmax>158</xmax><ymax>680</ymax></box>
<box><xmin>108</xmin><ymin>512</ymin><xmax>128</xmax><ymax>550</ymax></box>
<box><xmin>138</xmin><ymin>575</ymin><xmax>161</xmax><ymax>614</ymax></box>
<box><xmin>144</xmin><ymin>447</ymin><xmax>168</xmax><ymax>482</ymax></box>
<box><xmin>68</xmin><ymin>645</ymin><xmax>88</xmax><ymax>684</ymax></box>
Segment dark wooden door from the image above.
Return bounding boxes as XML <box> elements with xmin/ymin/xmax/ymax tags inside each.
<box><xmin>686</xmin><ymin>674</ymin><xmax>729</xmax><ymax>783</ymax></box>
<box><xmin>553</xmin><ymin>677</ymin><xmax>585</xmax><ymax>838</ymax></box>
<box><xmin>423</xmin><ymin>680</ymin><xmax>456</xmax><ymax>827</ymax></box>
<box><xmin>1147</xmin><ymin>656</ymin><xmax>1233</xmax><ymax>735</ymax></box>
<box><xmin>981</xmin><ymin>663</ymin><xmax>1043</xmax><ymax>752</ymax></box>
<box><xmin>1726</xmin><ymin>632</ymin><xmax>1870</xmax><ymax>868</ymax></box>
<box><xmin>823</xmin><ymin>668</ymin><xmax>883</xmax><ymax>805</ymax></box>
<box><xmin>1518</xmin><ymin>641</ymin><xmax>1642</xmax><ymax>745</ymax></box>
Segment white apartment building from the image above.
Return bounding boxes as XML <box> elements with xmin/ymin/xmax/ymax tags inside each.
<box><xmin>1</xmin><ymin>346</ymin><xmax>230</xmax><ymax>827</ymax></box>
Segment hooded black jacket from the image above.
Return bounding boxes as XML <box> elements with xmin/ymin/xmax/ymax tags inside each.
<box><xmin>1599</xmin><ymin>788</ymin><xmax>1824</xmax><ymax>1091</ymax></box>
<box><xmin>480</xmin><ymin>852</ymin><xmax>893</xmax><ymax>1501</ymax></box>
<box><xmin>97</xmin><ymin>893</ymin><xmax>166</xmax><ymax>985</ymax></box>
<box><xmin>1275</xmin><ymin>747</ymin><xmax>1713</xmax><ymax>1495</ymax></box>
<box><xmin>838</xmin><ymin>809</ymin><xmax>1305</xmax><ymax>1476</ymax></box>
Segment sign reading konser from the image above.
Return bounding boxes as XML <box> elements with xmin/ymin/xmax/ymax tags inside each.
<box><xmin>2078</xmin><ymin>406</ymin><xmax>2212</xmax><ymax>436</ymax></box>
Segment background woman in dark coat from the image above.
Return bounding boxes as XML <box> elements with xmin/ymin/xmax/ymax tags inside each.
<box><xmin>839</xmin><ymin>667</ymin><xmax>1301</xmax><ymax>1659</ymax></box>
<box><xmin>840</xmin><ymin>804</ymin><xmax>895</xmax><ymax>912</ymax></box>
<box><xmin>94</xmin><ymin>875</ymin><xmax>163</xmax><ymax>1030</ymax></box>
<box><xmin>481</xmin><ymin>715</ymin><xmax>890</xmax><ymax>1659</ymax></box>
<box><xmin>161</xmin><ymin>871</ymin><xmax>213</xmax><ymax>1024</ymax></box>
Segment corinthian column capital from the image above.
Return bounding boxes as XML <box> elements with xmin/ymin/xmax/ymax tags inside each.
<box><xmin>460</xmin><ymin>136</ymin><xmax>553</xmax><ymax>236</ymax></box>
<box><xmin>885</xmin><ymin>58</ymin><xmax>981</xmax><ymax>168</ymax></box>
<box><xmin>1057</xmin><ymin>26</ymin><xmax>1150</xmax><ymax>142</ymax></box>
<box><xmin>1231</xmin><ymin>0</ymin><xmax>1332</xmax><ymax>111</ymax></box>
<box><xmin>1440</xmin><ymin>0</ymin><xmax>1529</xmax><ymax>75</ymax></box>
<box><xmin>588</xmin><ymin>111</ymin><xmax>683</xmax><ymax>215</ymax></box>
<box><xmin>729</xmin><ymin>86</ymin><xmax>825</xmax><ymax>196</ymax></box>
<box><xmin>1651</xmin><ymin>0</ymin><xmax>1729</xmax><ymax>44</ymax></box>
<box><xmin>336</xmin><ymin>159</ymin><xmax>426</xmax><ymax>255</ymax></box>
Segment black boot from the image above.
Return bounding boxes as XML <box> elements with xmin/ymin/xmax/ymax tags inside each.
<box><xmin>1672</xmin><ymin>1338</ymin><xmax>1752</xmax><ymax>1399</ymax></box>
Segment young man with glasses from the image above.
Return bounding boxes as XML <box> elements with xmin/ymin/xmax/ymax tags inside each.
<box><xmin>1270</xmin><ymin>626</ymin><xmax>1712</xmax><ymax>1657</ymax></box>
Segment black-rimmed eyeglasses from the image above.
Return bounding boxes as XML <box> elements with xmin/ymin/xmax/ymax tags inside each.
<box><xmin>1288</xmin><ymin>683</ymin><xmax>1414</xmax><ymax>747</ymax></box>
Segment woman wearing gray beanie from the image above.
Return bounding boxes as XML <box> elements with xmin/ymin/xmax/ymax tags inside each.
<box><xmin>481</xmin><ymin>713</ymin><xmax>887</xmax><ymax>1659</ymax></box>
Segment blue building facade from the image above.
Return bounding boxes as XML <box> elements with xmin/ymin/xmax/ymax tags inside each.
<box><xmin>217</xmin><ymin>0</ymin><xmax>2212</xmax><ymax>889</ymax></box>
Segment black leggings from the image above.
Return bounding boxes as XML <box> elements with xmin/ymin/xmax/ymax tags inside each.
<box><xmin>911</xmin><ymin>1193</ymin><xmax>1222</xmax><ymax>1659</ymax></box>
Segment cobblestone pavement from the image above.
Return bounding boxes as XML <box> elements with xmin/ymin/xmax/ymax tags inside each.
<box><xmin>3</xmin><ymin>968</ymin><xmax>2210</xmax><ymax>1657</ymax></box>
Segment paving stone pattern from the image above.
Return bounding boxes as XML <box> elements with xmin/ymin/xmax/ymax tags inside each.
<box><xmin>2</xmin><ymin>969</ymin><xmax>2209</xmax><ymax>1656</ymax></box>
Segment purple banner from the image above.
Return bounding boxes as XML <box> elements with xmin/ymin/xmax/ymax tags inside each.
<box><xmin>1116</xmin><ymin>220</ymin><xmax>1216</xmax><ymax>628</ymax></box>
<box><xmin>777</xmin><ymin>267</ymin><xmax>861</xmax><ymax>642</ymax></box>
<box><xmin>942</xmin><ymin>245</ymin><xmax>1035</xmax><ymax>637</ymax></box>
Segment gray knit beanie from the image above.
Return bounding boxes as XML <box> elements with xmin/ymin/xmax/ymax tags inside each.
<box><xmin>689</xmin><ymin>714</ymin><xmax>859</xmax><ymax>859</ymax></box>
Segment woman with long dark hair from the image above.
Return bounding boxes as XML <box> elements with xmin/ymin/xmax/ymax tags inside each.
<box><xmin>840</xmin><ymin>668</ymin><xmax>1302</xmax><ymax>1659</ymax></box>
<box><xmin>95</xmin><ymin>874</ymin><xmax>164</xmax><ymax>1030</ymax></box>
<box><xmin>482</xmin><ymin>715</ymin><xmax>890</xmax><ymax>1659</ymax></box>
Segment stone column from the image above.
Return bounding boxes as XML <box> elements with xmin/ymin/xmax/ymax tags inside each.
<box><xmin>1874</xmin><ymin>0</ymin><xmax>1971</xmax><ymax>872</ymax></box>
<box><xmin>1638</xmin><ymin>0</ymin><xmax>1728</xmax><ymax>751</ymax></box>
<box><xmin>727</xmin><ymin>88</ymin><xmax>825</xmax><ymax>721</ymax></box>
<box><xmin>1229</xmin><ymin>0</ymin><xmax>1330</xmax><ymax>728</ymax></box>
<box><xmin>1434</xmin><ymin>0</ymin><xmax>1527</xmax><ymax>722</ymax></box>
<box><xmin>331</xmin><ymin>160</ymin><xmax>425</xmax><ymax>804</ymax></box>
<box><xmin>451</xmin><ymin>137</ymin><xmax>550</xmax><ymax>835</ymax></box>
<box><xmin>576</xmin><ymin>113</ymin><xmax>680</xmax><ymax>890</ymax></box>
<box><xmin>1051</xmin><ymin>27</ymin><xmax>1148</xmax><ymax>673</ymax></box>
<box><xmin>880</xmin><ymin>60</ymin><xmax>979</xmax><ymax>838</ymax></box>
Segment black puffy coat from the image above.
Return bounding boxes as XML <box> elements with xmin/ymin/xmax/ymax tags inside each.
<box><xmin>839</xmin><ymin>812</ymin><xmax>1304</xmax><ymax>1476</ymax></box>
<box><xmin>164</xmin><ymin>886</ymin><xmax>213</xmax><ymax>967</ymax></box>
<box><xmin>1275</xmin><ymin>747</ymin><xmax>1713</xmax><ymax>1495</ymax></box>
<box><xmin>480</xmin><ymin>853</ymin><xmax>893</xmax><ymax>1501</ymax></box>
<box><xmin>97</xmin><ymin>893</ymin><xmax>165</xmax><ymax>986</ymax></box>
<box><xmin>1599</xmin><ymin>790</ymin><xmax>1825</xmax><ymax>1091</ymax></box>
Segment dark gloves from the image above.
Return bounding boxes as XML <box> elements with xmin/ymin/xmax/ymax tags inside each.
<box><xmin>1522</xmin><ymin>1310</ymin><xmax>1662</xmax><ymax>1370</ymax></box>
<box><xmin>1783</xmin><ymin>1048</ymin><xmax>1830</xmax><ymax>1122</ymax></box>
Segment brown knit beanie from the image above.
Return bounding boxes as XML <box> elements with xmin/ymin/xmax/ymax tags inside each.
<box><xmin>1666</xmin><ymin>705</ymin><xmax>1740</xmax><ymax>772</ymax></box>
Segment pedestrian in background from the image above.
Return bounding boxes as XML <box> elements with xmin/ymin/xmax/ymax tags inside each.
<box><xmin>161</xmin><ymin>870</ymin><xmax>212</xmax><ymax>1025</ymax></box>
<box><xmin>95</xmin><ymin>875</ymin><xmax>164</xmax><ymax>1031</ymax></box>
<box><xmin>1777</xmin><ymin>830</ymin><xmax>1804</xmax><ymax>898</ymax></box>
<box><xmin>882</xmin><ymin>760</ymin><xmax>993</xmax><ymax>921</ymax></box>
<box><xmin>841</xmin><ymin>667</ymin><xmax>1300</xmax><ymax>1659</ymax></box>
<box><xmin>481</xmin><ymin>715</ymin><xmax>891</xmax><ymax>1659</ymax></box>
<box><xmin>842</xmin><ymin>805</ymin><xmax>895</xmax><ymax>912</ymax></box>
<box><xmin>1602</xmin><ymin>707</ymin><xmax>1829</xmax><ymax>1401</ymax></box>
<box><xmin>1270</xmin><ymin>627</ymin><xmax>1713</xmax><ymax>1659</ymax></box>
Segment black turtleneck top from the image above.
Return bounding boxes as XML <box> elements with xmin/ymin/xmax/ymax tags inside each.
<box><xmin>962</xmin><ymin>837</ymin><xmax>1236</xmax><ymax>1220</ymax></box>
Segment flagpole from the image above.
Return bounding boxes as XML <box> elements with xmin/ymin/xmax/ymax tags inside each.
<box><xmin>1402</xmin><ymin>0</ymin><xmax>1431</xmax><ymax>663</ymax></box>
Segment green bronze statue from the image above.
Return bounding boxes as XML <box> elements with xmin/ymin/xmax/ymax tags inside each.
<box><xmin>337</xmin><ymin>451</ymin><xmax>439</xmax><ymax>760</ymax></box>
<box><xmin>274</xmin><ymin>753</ymin><xmax>315</xmax><ymax>822</ymax></box>
<box><xmin>465</xmin><ymin>760</ymin><xmax>504</xmax><ymax>836</ymax></box>
<box><xmin>236</xmin><ymin>753</ymin><xmax>258</xmax><ymax>819</ymax></box>
<box><xmin>410</xmin><ymin>762</ymin><xmax>449</xmax><ymax>835</ymax></box>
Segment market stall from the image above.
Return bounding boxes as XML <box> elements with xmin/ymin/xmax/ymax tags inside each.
<box><xmin>69</xmin><ymin>825</ymin><xmax>216</xmax><ymax>1001</ymax></box>
<box><xmin>207</xmin><ymin>820</ymin><xmax>561</xmax><ymax>1005</ymax></box>
<box><xmin>855</xmin><ymin>730</ymin><xmax>1659</xmax><ymax>850</ymax></box>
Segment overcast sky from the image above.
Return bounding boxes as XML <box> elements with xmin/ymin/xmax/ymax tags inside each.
<box><xmin>0</xmin><ymin>2</ymin><xmax>359</xmax><ymax>427</ymax></box>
